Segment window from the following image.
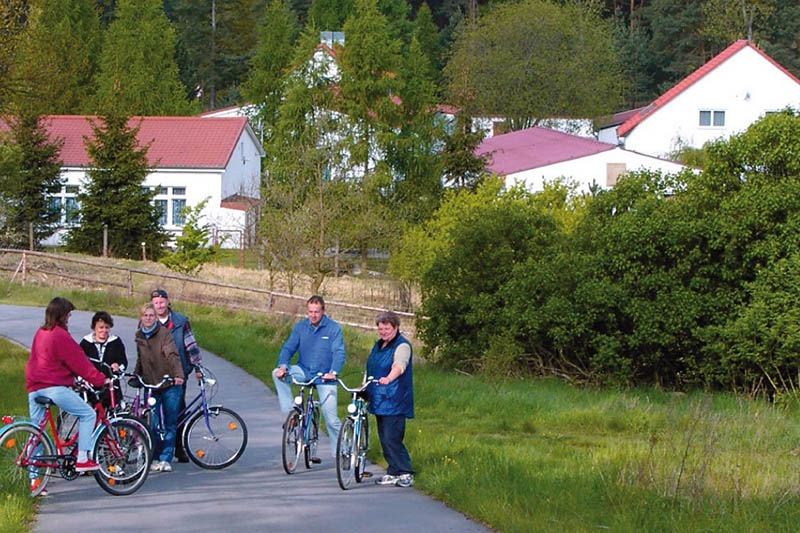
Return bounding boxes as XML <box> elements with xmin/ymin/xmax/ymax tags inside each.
<box><xmin>172</xmin><ymin>199</ymin><xmax>186</xmax><ymax>225</ymax></box>
<box><xmin>49</xmin><ymin>197</ymin><xmax>63</xmax><ymax>222</ymax></box>
<box><xmin>606</xmin><ymin>163</ymin><xmax>627</xmax><ymax>187</ymax></box>
<box><xmin>65</xmin><ymin>197</ymin><xmax>79</xmax><ymax>225</ymax></box>
<box><xmin>172</xmin><ymin>187</ymin><xmax>186</xmax><ymax>196</ymax></box>
<box><xmin>65</xmin><ymin>185</ymin><xmax>79</xmax><ymax>194</ymax></box>
<box><xmin>158</xmin><ymin>187</ymin><xmax>168</xmax><ymax>195</ymax></box>
<box><xmin>699</xmin><ymin>110</ymin><xmax>725</xmax><ymax>127</ymax></box>
<box><xmin>155</xmin><ymin>199</ymin><xmax>167</xmax><ymax>225</ymax></box>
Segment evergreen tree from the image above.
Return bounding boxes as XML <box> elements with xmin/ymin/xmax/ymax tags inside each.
<box><xmin>439</xmin><ymin>112</ymin><xmax>487</xmax><ymax>190</ymax></box>
<box><xmin>378</xmin><ymin>0</ymin><xmax>412</xmax><ymax>48</ymax></box>
<box><xmin>412</xmin><ymin>2</ymin><xmax>443</xmax><ymax>81</ymax></box>
<box><xmin>66</xmin><ymin>114</ymin><xmax>169</xmax><ymax>259</ymax></box>
<box><xmin>8</xmin><ymin>0</ymin><xmax>102</xmax><ymax>115</ymax></box>
<box><xmin>0</xmin><ymin>113</ymin><xmax>64</xmax><ymax>247</ymax></box>
<box><xmin>94</xmin><ymin>0</ymin><xmax>191</xmax><ymax>116</ymax></box>
<box><xmin>261</xmin><ymin>28</ymin><xmax>349</xmax><ymax>292</ymax></box>
<box><xmin>0</xmin><ymin>0</ymin><xmax>30</xmax><ymax>112</ymax></box>
<box><xmin>308</xmin><ymin>0</ymin><xmax>353</xmax><ymax>29</ymax></box>
<box><xmin>384</xmin><ymin>36</ymin><xmax>443</xmax><ymax>223</ymax></box>
<box><xmin>241</xmin><ymin>0</ymin><xmax>299</xmax><ymax>147</ymax></box>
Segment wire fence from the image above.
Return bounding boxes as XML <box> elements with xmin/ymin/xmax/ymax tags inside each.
<box><xmin>0</xmin><ymin>249</ymin><xmax>418</xmax><ymax>336</ymax></box>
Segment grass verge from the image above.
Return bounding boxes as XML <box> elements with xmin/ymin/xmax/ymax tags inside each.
<box><xmin>1</xmin><ymin>283</ymin><xmax>799</xmax><ymax>531</ymax></box>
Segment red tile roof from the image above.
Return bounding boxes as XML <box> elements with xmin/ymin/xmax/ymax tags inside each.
<box><xmin>476</xmin><ymin>126</ymin><xmax>616</xmax><ymax>175</ymax></box>
<box><xmin>617</xmin><ymin>40</ymin><xmax>800</xmax><ymax>137</ymax></box>
<box><xmin>0</xmin><ymin>115</ymin><xmax>251</xmax><ymax>169</ymax></box>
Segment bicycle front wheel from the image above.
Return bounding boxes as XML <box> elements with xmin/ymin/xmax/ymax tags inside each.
<box><xmin>93</xmin><ymin>420</ymin><xmax>151</xmax><ymax>496</ymax></box>
<box><xmin>112</xmin><ymin>414</ymin><xmax>155</xmax><ymax>456</ymax></box>
<box><xmin>183</xmin><ymin>407</ymin><xmax>247</xmax><ymax>469</ymax></box>
<box><xmin>336</xmin><ymin>417</ymin><xmax>356</xmax><ymax>490</ymax></box>
<box><xmin>355</xmin><ymin>413</ymin><xmax>369</xmax><ymax>483</ymax></box>
<box><xmin>304</xmin><ymin>407</ymin><xmax>319</xmax><ymax>469</ymax></box>
<box><xmin>281</xmin><ymin>411</ymin><xmax>302</xmax><ymax>474</ymax></box>
<box><xmin>0</xmin><ymin>425</ymin><xmax>53</xmax><ymax>497</ymax></box>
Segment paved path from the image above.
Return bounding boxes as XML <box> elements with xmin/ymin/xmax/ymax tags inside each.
<box><xmin>0</xmin><ymin>304</ymin><xmax>487</xmax><ymax>533</ymax></box>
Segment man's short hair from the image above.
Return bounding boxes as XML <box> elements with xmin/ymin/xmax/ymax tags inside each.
<box><xmin>307</xmin><ymin>295</ymin><xmax>325</xmax><ymax>309</ymax></box>
<box><xmin>375</xmin><ymin>310</ymin><xmax>400</xmax><ymax>329</ymax></box>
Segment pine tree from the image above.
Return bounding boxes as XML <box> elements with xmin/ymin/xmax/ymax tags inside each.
<box><xmin>308</xmin><ymin>0</ymin><xmax>353</xmax><ymax>30</ymax></box>
<box><xmin>94</xmin><ymin>0</ymin><xmax>191</xmax><ymax>116</ymax></box>
<box><xmin>378</xmin><ymin>0</ymin><xmax>412</xmax><ymax>49</ymax></box>
<box><xmin>241</xmin><ymin>0</ymin><xmax>299</xmax><ymax>147</ymax></box>
<box><xmin>411</xmin><ymin>2</ymin><xmax>443</xmax><ymax>83</ymax></box>
<box><xmin>7</xmin><ymin>0</ymin><xmax>102</xmax><ymax>115</ymax></box>
<box><xmin>66</xmin><ymin>114</ymin><xmax>169</xmax><ymax>259</ymax></box>
<box><xmin>0</xmin><ymin>113</ymin><xmax>64</xmax><ymax>247</ymax></box>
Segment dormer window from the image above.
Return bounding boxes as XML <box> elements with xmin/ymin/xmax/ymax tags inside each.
<box><xmin>699</xmin><ymin>110</ymin><xmax>725</xmax><ymax>127</ymax></box>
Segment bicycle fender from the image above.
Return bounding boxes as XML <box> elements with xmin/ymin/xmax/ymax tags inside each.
<box><xmin>0</xmin><ymin>420</ymin><xmax>54</xmax><ymax>448</ymax></box>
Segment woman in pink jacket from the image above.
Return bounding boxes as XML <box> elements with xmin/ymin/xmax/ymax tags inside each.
<box><xmin>25</xmin><ymin>297</ymin><xmax>108</xmax><ymax>487</ymax></box>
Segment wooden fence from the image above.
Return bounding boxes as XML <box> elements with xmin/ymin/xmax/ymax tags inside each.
<box><xmin>0</xmin><ymin>249</ymin><xmax>418</xmax><ymax>336</ymax></box>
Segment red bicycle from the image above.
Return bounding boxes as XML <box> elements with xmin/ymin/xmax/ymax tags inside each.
<box><xmin>0</xmin><ymin>378</ymin><xmax>151</xmax><ymax>496</ymax></box>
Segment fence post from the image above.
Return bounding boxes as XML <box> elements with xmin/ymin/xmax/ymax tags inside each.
<box><xmin>21</xmin><ymin>252</ymin><xmax>27</xmax><ymax>286</ymax></box>
<box><xmin>268</xmin><ymin>293</ymin><xmax>274</xmax><ymax>312</ymax></box>
<box><xmin>127</xmin><ymin>270</ymin><xmax>133</xmax><ymax>297</ymax></box>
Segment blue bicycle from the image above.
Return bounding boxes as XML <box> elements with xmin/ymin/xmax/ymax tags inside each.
<box><xmin>280</xmin><ymin>374</ymin><xmax>325</xmax><ymax>474</ymax></box>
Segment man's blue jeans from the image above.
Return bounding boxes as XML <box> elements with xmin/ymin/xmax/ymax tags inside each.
<box><xmin>151</xmin><ymin>385</ymin><xmax>182</xmax><ymax>462</ymax></box>
<box><xmin>272</xmin><ymin>365</ymin><xmax>340</xmax><ymax>458</ymax></box>
<box><xmin>29</xmin><ymin>386</ymin><xmax>96</xmax><ymax>453</ymax></box>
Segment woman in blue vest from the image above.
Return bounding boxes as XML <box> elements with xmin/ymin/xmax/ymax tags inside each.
<box><xmin>367</xmin><ymin>310</ymin><xmax>414</xmax><ymax>488</ymax></box>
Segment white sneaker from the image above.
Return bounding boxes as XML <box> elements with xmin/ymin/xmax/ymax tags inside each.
<box><xmin>150</xmin><ymin>461</ymin><xmax>163</xmax><ymax>472</ymax></box>
<box><xmin>160</xmin><ymin>461</ymin><xmax>173</xmax><ymax>472</ymax></box>
<box><xmin>396</xmin><ymin>473</ymin><xmax>414</xmax><ymax>488</ymax></box>
<box><xmin>375</xmin><ymin>474</ymin><xmax>399</xmax><ymax>486</ymax></box>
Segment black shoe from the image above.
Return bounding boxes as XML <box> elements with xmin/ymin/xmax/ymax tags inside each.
<box><xmin>311</xmin><ymin>457</ymin><xmax>322</xmax><ymax>464</ymax></box>
<box><xmin>176</xmin><ymin>454</ymin><xmax>190</xmax><ymax>463</ymax></box>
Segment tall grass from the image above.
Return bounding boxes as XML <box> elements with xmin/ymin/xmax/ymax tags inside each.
<box><xmin>1</xmin><ymin>283</ymin><xmax>799</xmax><ymax>531</ymax></box>
<box><xmin>0</xmin><ymin>338</ymin><xmax>38</xmax><ymax>532</ymax></box>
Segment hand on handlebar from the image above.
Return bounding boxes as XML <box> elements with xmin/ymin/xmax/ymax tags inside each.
<box><xmin>273</xmin><ymin>366</ymin><xmax>287</xmax><ymax>379</ymax></box>
<box><xmin>321</xmin><ymin>372</ymin><xmax>336</xmax><ymax>382</ymax></box>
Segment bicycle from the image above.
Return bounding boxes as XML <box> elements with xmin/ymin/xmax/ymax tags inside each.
<box><xmin>57</xmin><ymin>361</ymin><xmax>154</xmax><ymax>456</ymax></box>
<box><xmin>335</xmin><ymin>376</ymin><xmax>375</xmax><ymax>490</ymax></box>
<box><xmin>128</xmin><ymin>365</ymin><xmax>247</xmax><ymax>469</ymax></box>
<box><xmin>280</xmin><ymin>373</ymin><xmax>328</xmax><ymax>475</ymax></box>
<box><xmin>0</xmin><ymin>378</ymin><xmax>151</xmax><ymax>496</ymax></box>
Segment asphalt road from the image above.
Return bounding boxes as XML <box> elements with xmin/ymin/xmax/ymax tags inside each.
<box><xmin>0</xmin><ymin>304</ymin><xmax>487</xmax><ymax>533</ymax></box>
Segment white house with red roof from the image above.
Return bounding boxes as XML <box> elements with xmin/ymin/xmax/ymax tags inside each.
<box><xmin>4</xmin><ymin>115</ymin><xmax>265</xmax><ymax>248</ymax></box>
<box><xmin>477</xmin><ymin>127</ymin><xmax>686</xmax><ymax>193</ymax></box>
<box><xmin>598</xmin><ymin>40</ymin><xmax>800</xmax><ymax>156</ymax></box>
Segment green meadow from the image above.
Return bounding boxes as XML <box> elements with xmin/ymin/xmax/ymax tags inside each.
<box><xmin>0</xmin><ymin>283</ymin><xmax>798</xmax><ymax>532</ymax></box>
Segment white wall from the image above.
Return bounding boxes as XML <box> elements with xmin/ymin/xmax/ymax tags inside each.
<box><xmin>622</xmin><ymin>47</ymin><xmax>800</xmax><ymax>157</ymax></box>
<box><xmin>505</xmin><ymin>148</ymin><xmax>686</xmax><ymax>194</ymax></box>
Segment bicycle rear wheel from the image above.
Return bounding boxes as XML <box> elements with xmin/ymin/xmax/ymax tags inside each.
<box><xmin>0</xmin><ymin>425</ymin><xmax>53</xmax><ymax>497</ymax></box>
<box><xmin>355</xmin><ymin>413</ymin><xmax>369</xmax><ymax>483</ymax></box>
<box><xmin>183</xmin><ymin>406</ymin><xmax>247</xmax><ymax>469</ymax></box>
<box><xmin>93</xmin><ymin>420</ymin><xmax>151</xmax><ymax>496</ymax></box>
<box><xmin>112</xmin><ymin>414</ymin><xmax>154</xmax><ymax>456</ymax></box>
<box><xmin>336</xmin><ymin>417</ymin><xmax>356</xmax><ymax>490</ymax></box>
<box><xmin>281</xmin><ymin>411</ymin><xmax>302</xmax><ymax>474</ymax></box>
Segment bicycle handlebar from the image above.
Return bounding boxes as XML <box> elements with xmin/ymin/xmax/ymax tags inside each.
<box><xmin>336</xmin><ymin>376</ymin><xmax>377</xmax><ymax>393</ymax></box>
<box><xmin>125</xmin><ymin>373</ymin><xmax>174</xmax><ymax>390</ymax></box>
<box><xmin>287</xmin><ymin>372</ymin><xmax>335</xmax><ymax>387</ymax></box>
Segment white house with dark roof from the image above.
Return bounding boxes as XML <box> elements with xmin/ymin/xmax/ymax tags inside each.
<box><xmin>1</xmin><ymin>115</ymin><xmax>265</xmax><ymax>248</ymax></box>
<box><xmin>598</xmin><ymin>40</ymin><xmax>800</xmax><ymax>157</ymax></box>
<box><xmin>476</xmin><ymin>126</ymin><xmax>686</xmax><ymax>193</ymax></box>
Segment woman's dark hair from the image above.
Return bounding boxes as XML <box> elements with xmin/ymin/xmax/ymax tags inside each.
<box><xmin>43</xmin><ymin>297</ymin><xmax>75</xmax><ymax>331</ymax></box>
<box><xmin>91</xmin><ymin>311</ymin><xmax>114</xmax><ymax>329</ymax></box>
<box><xmin>375</xmin><ymin>310</ymin><xmax>400</xmax><ymax>329</ymax></box>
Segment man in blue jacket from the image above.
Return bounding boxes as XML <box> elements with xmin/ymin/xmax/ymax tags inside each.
<box><xmin>272</xmin><ymin>295</ymin><xmax>345</xmax><ymax>460</ymax></box>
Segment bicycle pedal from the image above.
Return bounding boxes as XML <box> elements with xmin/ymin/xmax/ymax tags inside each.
<box><xmin>311</xmin><ymin>457</ymin><xmax>322</xmax><ymax>464</ymax></box>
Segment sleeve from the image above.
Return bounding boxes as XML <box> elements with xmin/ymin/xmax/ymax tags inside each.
<box><xmin>183</xmin><ymin>321</ymin><xmax>202</xmax><ymax>367</ymax></box>
<box><xmin>60</xmin><ymin>332</ymin><xmax>106</xmax><ymax>387</ymax></box>
<box><xmin>109</xmin><ymin>338</ymin><xmax>128</xmax><ymax>369</ymax></box>
<box><xmin>277</xmin><ymin>323</ymin><xmax>301</xmax><ymax>368</ymax></box>
<box><xmin>329</xmin><ymin>324</ymin><xmax>346</xmax><ymax>374</ymax></box>
<box><xmin>392</xmin><ymin>343</ymin><xmax>411</xmax><ymax>373</ymax></box>
<box><xmin>134</xmin><ymin>336</ymin><xmax>142</xmax><ymax>376</ymax></box>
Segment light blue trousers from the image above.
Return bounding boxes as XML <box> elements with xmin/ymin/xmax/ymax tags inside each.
<box><xmin>272</xmin><ymin>365</ymin><xmax>340</xmax><ymax>457</ymax></box>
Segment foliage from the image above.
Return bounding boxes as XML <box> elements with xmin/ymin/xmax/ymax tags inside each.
<box><xmin>0</xmin><ymin>0</ymin><xmax>29</xmax><ymax>112</ymax></box>
<box><xmin>5</xmin><ymin>0</ymin><xmax>102</xmax><ymax>115</ymax></box>
<box><xmin>438</xmin><ymin>112</ymin><xmax>487</xmax><ymax>190</ymax></box>
<box><xmin>0</xmin><ymin>113</ymin><xmax>64</xmax><ymax>248</ymax></box>
<box><xmin>94</xmin><ymin>0</ymin><xmax>191</xmax><ymax>116</ymax></box>
<box><xmin>308</xmin><ymin>0</ymin><xmax>353</xmax><ymax>29</ymax></box>
<box><xmin>444</xmin><ymin>0</ymin><xmax>623</xmax><ymax>131</ymax></box>
<box><xmin>241</xmin><ymin>0</ymin><xmax>299</xmax><ymax>148</ymax></box>
<box><xmin>160</xmin><ymin>197</ymin><xmax>223</xmax><ymax>276</ymax></box>
<box><xmin>66</xmin><ymin>113</ymin><xmax>169</xmax><ymax>259</ymax></box>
